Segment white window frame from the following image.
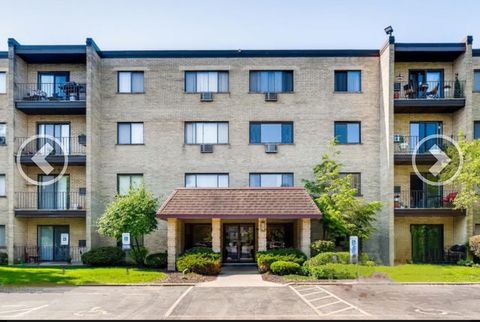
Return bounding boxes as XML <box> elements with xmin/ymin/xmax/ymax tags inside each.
<box><xmin>0</xmin><ymin>72</ymin><xmax>6</xmax><ymax>94</ymax></box>
<box><xmin>117</xmin><ymin>122</ymin><xmax>144</xmax><ymax>145</ymax></box>
<box><xmin>117</xmin><ymin>174</ymin><xmax>144</xmax><ymax>195</ymax></box>
<box><xmin>185</xmin><ymin>122</ymin><xmax>229</xmax><ymax>144</ymax></box>
<box><xmin>185</xmin><ymin>173</ymin><xmax>229</xmax><ymax>188</ymax></box>
<box><xmin>118</xmin><ymin>71</ymin><xmax>144</xmax><ymax>93</ymax></box>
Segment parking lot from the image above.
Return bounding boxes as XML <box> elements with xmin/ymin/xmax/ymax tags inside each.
<box><xmin>0</xmin><ymin>284</ymin><xmax>479</xmax><ymax>320</ymax></box>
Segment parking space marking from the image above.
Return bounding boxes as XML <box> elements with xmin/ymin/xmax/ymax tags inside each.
<box><xmin>290</xmin><ymin>285</ymin><xmax>370</xmax><ymax>317</ymax></box>
<box><xmin>164</xmin><ymin>286</ymin><xmax>194</xmax><ymax>318</ymax></box>
<box><xmin>0</xmin><ymin>304</ymin><xmax>49</xmax><ymax>319</ymax></box>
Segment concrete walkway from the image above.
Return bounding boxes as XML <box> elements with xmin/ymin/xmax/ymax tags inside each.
<box><xmin>198</xmin><ymin>265</ymin><xmax>282</xmax><ymax>287</ymax></box>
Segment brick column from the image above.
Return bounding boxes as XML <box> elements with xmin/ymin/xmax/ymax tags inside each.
<box><xmin>299</xmin><ymin>218</ymin><xmax>311</xmax><ymax>258</ymax></box>
<box><xmin>167</xmin><ymin>218</ymin><xmax>178</xmax><ymax>271</ymax></box>
<box><xmin>212</xmin><ymin>218</ymin><xmax>221</xmax><ymax>253</ymax></box>
<box><xmin>258</xmin><ymin>218</ymin><xmax>267</xmax><ymax>251</ymax></box>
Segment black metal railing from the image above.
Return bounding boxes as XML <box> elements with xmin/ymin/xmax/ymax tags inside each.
<box><xmin>15</xmin><ymin>192</ymin><xmax>86</xmax><ymax>210</ymax></box>
<box><xmin>393</xmin><ymin>135</ymin><xmax>463</xmax><ymax>154</ymax></box>
<box><xmin>394</xmin><ymin>80</ymin><xmax>465</xmax><ymax>99</ymax></box>
<box><xmin>394</xmin><ymin>190</ymin><xmax>458</xmax><ymax>209</ymax></box>
<box><xmin>14</xmin><ymin>246</ymin><xmax>86</xmax><ymax>264</ymax></box>
<box><xmin>15</xmin><ymin>136</ymin><xmax>86</xmax><ymax>156</ymax></box>
<box><xmin>15</xmin><ymin>82</ymin><xmax>87</xmax><ymax>101</ymax></box>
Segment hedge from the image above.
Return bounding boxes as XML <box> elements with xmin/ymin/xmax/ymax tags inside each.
<box><xmin>145</xmin><ymin>252</ymin><xmax>168</xmax><ymax>268</ymax></box>
<box><xmin>81</xmin><ymin>247</ymin><xmax>126</xmax><ymax>266</ymax></box>
<box><xmin>176</xmin><ymin>249</ymin><xmax>221</xmax><ymax>275</ymax></box>
<box><xmin>310</xmin><ymin>240</ymin><xmax>335</xmax><ymax>255</ymax></box>
<box><xmin>270</xmin><ymin>261</ymin><xmax>301</xmax><ymax>276</ymax></box>
<box><xmin>256</xmin><ymin>248</ymin><xmax>307</xmax><ymax>273</ymax></box>
<box><xmin>303</xmin><ymin>252</ymin><xmax>350</xmax><ymax>269</ymax></box>
<box><xmin>308</xmin><ymin>264</ymin><xmax>359</xmax><ymax>279</ymax></box>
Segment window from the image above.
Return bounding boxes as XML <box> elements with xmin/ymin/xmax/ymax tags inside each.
<box><xmin>0</xmin><ymin>72</ymin><xmax>5</xmax><ymax>94</ymax></box>
<box><xmin>249</xmin><ymin>71</ymin><xmax>294</xmax><ymax>93</ymax></box>
<box><xmin>185</xmin><ymin>71</ymin><xmax>229</xmax><ymax>93</ymax></box>
<box><xmin>249</xmin><ymin>173</ymin><xmax>294</xmax><ymax>187</ymax></box>
<box><xmin>474</xmin><ymin>70</ymin><xmax>480</xmax><ymax>92</ymax></box>
<box><xmin>118</xmin><ymin>71</ymin><xmax>144</xmax><ymax>93</ymax></box>
<box><xmin>475</xmin><ymin>121</ymin><xmax>480</xmax><ymax>139</ymax></box>
<box><xmin>0</xmin><ymin>124</ymin><xmax>5</xmax><ymax>145</ymax></box>
<box><xmin>185</xmin><ymin>122</ymin><xmax>229</xmax><ymax>144</ymax></box>
<box><xmin>249</xmin><ymin>122</ymin><xmax>293</xmax><ymax>144</ymax></box>
<box><xmin>334</xmin><ymin>70</ymin><xmax>361</xmax><ymax>92</ymax></box>
<box><xmin>185</xmin><ymin>174</ymin><xmax>229</xmax><ymax>188</ymax></box>
<box><xmin>334</xmin><ymin>122</ymin><xmax>361</xmax><ymax>144</ymax></box>
<box><xmin>118</xmin><ymin>123</ymin><xmax>144</xmax><ymax>144</ymax></box>
<box><xmin>0</xmin><ymin>175</ymin><xmax>5</xmax><ymax>197</ymax></box>
<box><xmin>340</xmin><ymin>172</ymin><xmax>361</xmax><ymax>196</ymax></box>
<box><xmin>117</xmin><ymin>174</ymin><xmax>144</xmax><ymax>195</ymax></box>
<box><xmin>0</xmin><ymin>225</ymin><xmax>5</xmax><ymax>247</ymax></box>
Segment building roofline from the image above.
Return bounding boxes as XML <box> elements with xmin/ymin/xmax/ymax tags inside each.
<box><xmin>0</xmin><ymin>52</ymin><xmax>7</xmax><ymax>59</ymax></box>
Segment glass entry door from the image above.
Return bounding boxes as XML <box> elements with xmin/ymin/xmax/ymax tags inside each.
<box><xmin>223</xmin><ymin>224</ymin><xmax>255</xmax><ymax>263</ymax></box>
<box><xmin>38</xmin><ymin>225</ymin><xmax>70</xmax><ymax>261</ymax></box>
<box><xmin>411</xmin><ymin>224</ymin><xmax>444</xmax><ymax>263</ymax></box>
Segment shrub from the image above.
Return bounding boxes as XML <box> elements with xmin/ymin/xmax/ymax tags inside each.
<box><xmin>176</xmin><ymin>252</ymin><xmax>221</xmax><ymax>275</ymax></box>
<box><xmin>364</xmin><ymin>260</ymin><xmax>376</xmax><ymax>267</ymax></box>
<box><xmin>303</xmin><ymin>252</ymin><xmax>350</xmax><ymax>269</ymax></box>
<box><xmin>270</xmin><ymin>261</ymin><xmax>301</xmax><ymax>276</ymax></box>
<box><xmin>256</xmin><ymin>248</ymin><xmax>307</xmax><ymax>273</ymax></box>
<box><xmin>129</xmin><ymin>246</ymin><xmax>149</xmax><ymax>266</ymax></box>
<box><xmin>145</xmin><ymin>252</ymin><xmax>168</xmax><ymax>269</ymax></box>
<box><xmin>311</xmin><ymin>240</ymin><xmax>335</xmax><ymax>255</ymax></box>
<box><xmin>184</xmin><ymin>247</ymin><xmax>215</xmax><ymax>255</ymax></box>
<box><xmin>0</xmin><ymin>252</ymin><xmax>7</xmax><ymax>265</ymax></box>
<box><xmin>308</xmin><ymin>264</ymin><xmax>357</xmax><ymax>280</ymax></box>
<box><xmin>469</xmin><ymin>235</ymin><xmax>480</xmax><ymax>259</ymax></box>
<box><xmin>360</xmin><ymin>252</ymin><xmax>369</xmax><ymax>264</ymax></box>
<box><xmin>81</xmin><ymin>247</ymin><xmax>125</xmax><ymax>266</ymax></box>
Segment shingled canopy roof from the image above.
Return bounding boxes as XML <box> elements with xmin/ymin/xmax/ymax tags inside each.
<box><xmin>157</xmin><ymin>187</ymin><xmax>322</xmax><ymax>219</ymax></box>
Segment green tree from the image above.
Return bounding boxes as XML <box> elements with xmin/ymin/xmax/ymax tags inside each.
<box><xmin>441</xmin><ymin>133</ymin><xmax>480</xmax><ymax>211</ymax></box>
<box><xmin>303</xmin><ymin>145</ymin><xmax>382</xmax><ymax>241</ymax></box>
<box><xmin>98</xmin><ymin>186</ymin><xmax>159</xmax><ymax>265</ymax></box>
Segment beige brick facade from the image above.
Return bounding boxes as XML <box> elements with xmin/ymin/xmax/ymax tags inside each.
<box><xmin>0</xmin><ymin>36</ymin><xmax>478</xmax><ymax>267</ymax></box>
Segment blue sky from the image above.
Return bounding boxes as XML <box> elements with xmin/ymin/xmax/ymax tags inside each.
<box><xmin>0</xmin><ymin>0</ymin><xmax>479</xmax><ymax>51</ymax></box>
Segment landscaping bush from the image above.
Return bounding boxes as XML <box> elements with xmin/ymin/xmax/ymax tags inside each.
<box><xmin>81</xmin><ymin>247</ymin><xmax>126</xmax><ymax>266</ymax></box>
<box><xmin>364</xmin><ymin>260</ymin><xmax>376</xmax><ymax>267</ymax></box>
<box><xmin>311</xmin><ymin>240</ymin><xmax>335</xmax><ymax>255</ymax></box>
<box><xmin>176</xmin><ymin>252</ymin><xmax>221</xmax><ymax>275</ymax></box>
<box><xmin>303</xmin><ymin>252</ymin><xmax>350</xmax><ymax>269</ymax></box>
<box><xmin>308</xmin><ymin>264</ymin><xmax>358</xmax><ymax>280</ymax></box>
<box><xmin>0</xmin><ymin>252</ymin><xmax>7</xmax><ymax>266</ymax></box>
<box><xmin>256</xmin><ymin>248</ymin><xmax>307</xmax><ymax>273</ymax></box>
<box><xmin>360</xmin><ymin>252</ymin><xmax>370</xmax><ymax>264</ymax></box>
<box><xmin>184</xmin><ymin>247</ymin><xmax>215</xmax><ymax>255</ymax></box>
<box><xmin>129</xmin><ymin>246</ymin><xmax>149</xmax><ymax>266</ymax></box>
<box><xmin>270</xmin><ymin>261</ymin><xmax>301</xmax><ymax>276</ymax></box>
<box><xmin>145</xmin><ymin>252</ymin><xmax>168</xmax><ymax>269</ymax></box>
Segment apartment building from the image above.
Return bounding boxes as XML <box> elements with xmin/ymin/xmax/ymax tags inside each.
<box><xmin>0</xmin><ymin>35</ymin><xmax>479</xmax><ymax>268</ymax></box>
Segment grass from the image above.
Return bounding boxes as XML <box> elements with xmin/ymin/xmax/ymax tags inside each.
<box><xmin>0</xmin><ymin>266</ymin><xmax>167</xmax><ymax>286</ymax></box>
<box><xmin>284</xmin><ymin>264</ymin><xmax>480</xmax><ymax>282</ymax></box>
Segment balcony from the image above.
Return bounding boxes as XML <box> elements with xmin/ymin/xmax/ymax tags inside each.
<box><xmin>15</xmin><ymin>192</ymin><xmax>86</xmax><ymax>218</ymax></box>
<box><xmin>15</xmin><ymin>136</ymin><xmax>86</xmax><ymax>165</ymax></box>
<box><xmin>14</xmin><ymin>82</ymin><xmax>86</xmax><ymax>114</ymax></box>
<box><xmin>394</xmin><ymin>190</ymin><xmax>465</xmax><ymax>216</ymax></box>
<box><xmin>14</xmin><ymin>246</ymin><xmax>86</xmax><ymax>264</ymax></box>
<box><xmin>394</xmin><ymin>80</ymin><xmax>466</xmax><ymax>113</ymax></box>
<box><xmin>393</xmin><ymin>135</ymin><xmax>462</xmax><ymax>164</ymax></box>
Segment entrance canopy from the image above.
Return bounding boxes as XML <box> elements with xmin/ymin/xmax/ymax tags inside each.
<box><xmin>157</xmin><ymin>187</ymin><xmax>322</xmax><ymax>220</ymax></box>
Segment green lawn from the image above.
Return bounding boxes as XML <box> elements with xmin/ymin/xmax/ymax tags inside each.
<box><xmin>284</xmin><ymin>264</ymin><xmax>480</xmax><ymax>282</ymax></box>
<box><xmin>0</xmin><ymin>266</ymin><xmax>167</xmax><ymax>286</ymax></box>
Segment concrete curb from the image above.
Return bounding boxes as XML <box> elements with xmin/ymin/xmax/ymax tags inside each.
<box><xmin>284</xmin><ymin>281</ymin><xmax>480</xmax><ymax>286</ymax></box>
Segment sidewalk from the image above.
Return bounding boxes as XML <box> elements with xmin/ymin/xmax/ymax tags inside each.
<box><xmin>198</xmin><ymin>265</ymin><xmax>282</xmax><ymax>288</ymax></box>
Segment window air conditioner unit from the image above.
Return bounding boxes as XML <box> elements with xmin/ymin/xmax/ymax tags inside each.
<box><xmin>200</xmin><ymin>92</ymin><xmax>214</xmax><ymax>102</ymax></box>
<box><xmin>265</xmin><ymin>92</ymin><xmax>278</xmax><ymax>102</ymax></box>
<box><xmin>200</xmin><ymin>144</ymin><xmax>214</xmax><ymax>153</ymax></box>
<box><xmin>265</xmin><ymin>144</ymin><xmax>278</xmax><ymax>153</ymax></box>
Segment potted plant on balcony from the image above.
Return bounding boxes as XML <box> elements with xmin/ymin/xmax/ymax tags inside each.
<box><xmin>454</xmin><ymin>74</ymin><xmax>463</xmax><ymax>98</ymax></box>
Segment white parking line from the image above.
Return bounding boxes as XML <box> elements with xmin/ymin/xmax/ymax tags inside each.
<box><xmin>290</xmin><ymin>285</ymin><xmax>370</xmax><ymax>317</ymax></box>
<box><xmin>164</xmin><ymin>286</ymin><xmax>193</xmax><ymax>318</ymax></box>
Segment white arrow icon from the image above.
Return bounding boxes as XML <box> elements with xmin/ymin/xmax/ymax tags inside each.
<box><xmin>429</xmin><ymin>144</ymin><xmax>451</xmax><ymax>176</ymax></box>
<box><xmin>32</xmin><ymin>143</ymin><xmax>54</xmax><ymax>175</ymax></box>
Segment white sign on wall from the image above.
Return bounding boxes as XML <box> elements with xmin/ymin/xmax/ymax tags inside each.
<box><xmin>122</xmin><ymin>233</ymin><xmax>131</xmax><ymax>250</ymax></box>
<box><xmin>60</xmin><ymin>233</ymin><xmax>69</xmax><ymax>246</ymax></box>
<box><xmin>349</xmin><ymin>236</ymin><xmax>359</xmax><ymax>264</ymax></box>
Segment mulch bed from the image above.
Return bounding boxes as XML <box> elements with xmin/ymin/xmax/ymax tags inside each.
<box><xmin>262</xmin><ymin>272</ymin><xmax>392</xmax><ymax>284</ymax></box>
<box><xmin>160</xmin><ymin>272</ymin><xmax>217</xmax><ymax>284</ymax></box>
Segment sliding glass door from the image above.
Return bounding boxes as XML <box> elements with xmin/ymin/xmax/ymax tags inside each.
<box><xmin>410</xmin><ymin>121</ymin><xmax>442</xmax><ymax>154</ymax></box>
<box><xmin>38</xmin><ymin>225</ymin><xmax>70</xmax><ymax>261</ymax></box>
<box><xmin>38</xmin><ymin>123</ymin><xmax>70</xmax><ymax>155</ymax></box>
<box><xmin>409</xmin><ymin>70</ymin><xmax>444</xmax><ymax>98</ymax></box>
<box><xmin>38</xmin><ymin>72</ymin><xmax>69</xmax><ymax>98</ymax></box>
<box><xmin>38</xmin><ymin>175</ymin><xmax>70</xmax><ymax>210</ymax></box>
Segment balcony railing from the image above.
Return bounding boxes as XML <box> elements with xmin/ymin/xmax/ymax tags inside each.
<box><xmin>15</xmin><ymin>192</ymin><xmax>86</xmax><ymax>210</ymax></box>
<box><xmin>394</xmin><ymin>80</ymin><xmax>465</xmax><ymax>100</ymax></box>
<box><xmin>394</xmin><ymin>190</ymin><xmax>458</xmax><ymax>209</ymax></box>
<box><xmin>14</xmin><ymin>246</ymin><xmax>86</xmax><ymax>263</ymax></box>
<box><xmin>393</xmin><ymin>135</ymin><xmax>463</xmax><ymax>154</ymax></box>
<box><xmin>15</xmin><ymin>136</ymin><xmax>86</xmax><ymax>156</ymax></box>
<box><xmin>15</xmin><ymin>82</ymin><xmax>87</xmax><ymax>102</ymax></box>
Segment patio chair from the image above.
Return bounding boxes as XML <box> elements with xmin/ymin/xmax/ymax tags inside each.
<box><xmin>426</xmin><ymin>85</ymin><xmax>439</xmax><ymax>99</ymax></box>
<box><xmin>403</xmin><ymin>84</ymin><xmax>414</xmax><ymax>99</ymax></box>
<box><xmin>442</xmin><ymin>192</ymin><xmax>457</xmax><ymax>206</ymax></box>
